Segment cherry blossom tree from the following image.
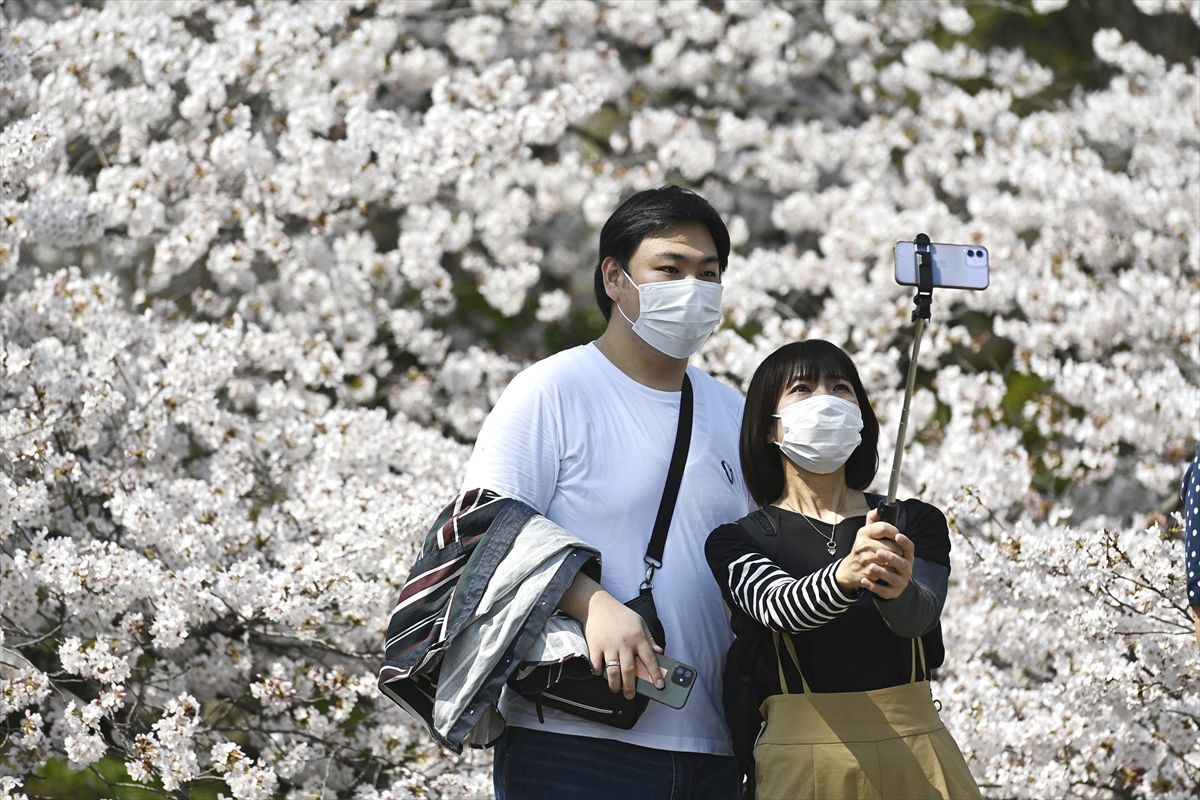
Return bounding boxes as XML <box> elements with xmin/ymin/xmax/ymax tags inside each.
<box><xmin>1</xmin><ymin>1</ymin><xmax>1197</xmax><ymax>798</ymax></box>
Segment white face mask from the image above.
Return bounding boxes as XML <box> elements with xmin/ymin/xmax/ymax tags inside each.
<box><xmin>616</xmin><ymin>269</ymin><xmax>723</xmax><ymax>359</ymax></box>
<box><xmin>774</xmin><ymin>395</ymin><xmax>863</xmax><ymax>474</ymax></box>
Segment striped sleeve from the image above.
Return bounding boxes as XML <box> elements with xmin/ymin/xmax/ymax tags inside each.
<box><xmin>706</xmin><ymin>523</ymin><xmax>858</xmax><ymax>634</ymax></box>
<box><xmin>727</xmin><ymin>555</ymin><xmax>858</xmax><ymax>632</ymax></box>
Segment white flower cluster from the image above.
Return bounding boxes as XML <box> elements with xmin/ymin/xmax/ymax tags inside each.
<box><xmin>0</xmin><ymin>266</ymin><xmax>470</xmax><ymax>795</ymax></box>
<box><xmin>937</xmin><ymin>513</ymin><xmax>1200</xmax><ymax>798</ymax></box>
<box><xmin>57</xmin><ymin>637</ymin><xmax>132</xmax><ymax>685</ymax></box>
<box><xmin>209</xmin><ymin>742</ymin><xmax>277</xmax><ymax>800</ymax></box>
<box><xmin>125</xmin><ymin>694</ymin><xmax>202</xmax><ymax>791</ymax></box>
<box><xmin>0</xmin><ymin>113</ymin><xmax>61</xmax><ymax>196</ymax></box>
<box><xmin>63</xmin><ymin>700</ymin><xmax>107</xmax><ymax>770</ymax></box>
<box><xmin>0</xmin><ymin>662</ymin><xmax>50</xmax><ymax>718</ymax></box>
<box><xmin>1</xmin><ymin>1</ymin><xmax>1197</xmax><ymax>798</ymax></box>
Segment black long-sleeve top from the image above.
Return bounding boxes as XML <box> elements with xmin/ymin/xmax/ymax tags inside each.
<box><xmin>705</xmin><ymin>499</ymin><xmax>951</xmax><ymax>697</ymax></box>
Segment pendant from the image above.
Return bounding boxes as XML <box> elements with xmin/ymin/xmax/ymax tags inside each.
<box><xmin>826</xmin><ymin>542</ymin><xmax>836</xmax><ymax>556</ymax></box>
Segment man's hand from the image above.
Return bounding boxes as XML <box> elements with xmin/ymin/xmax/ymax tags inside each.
<box><xmin>585</xmin><ymin>591</ymin><xmax>665</xmax><ymax>698</ymax></box>
<box><xmin>558</xmin><ymin>573</ymin><xmax>665</xmax><ymax>698</ymax></box>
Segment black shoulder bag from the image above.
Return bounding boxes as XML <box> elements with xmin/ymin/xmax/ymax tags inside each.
<box><xmin>508</xmin><ymin>375</ymin><xmax>693</xmax><ymax>729</ymax></box>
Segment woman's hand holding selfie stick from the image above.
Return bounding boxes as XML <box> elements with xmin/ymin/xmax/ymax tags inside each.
<box><xmin>835</xmin><ymin>507</ymin><xmax>915</xmax><ymax>598</ymax></box>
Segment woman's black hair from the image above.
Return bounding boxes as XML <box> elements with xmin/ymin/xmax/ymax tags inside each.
<box><xmin>593</xmin><ymin>185</ymin><xmax>731</xmax><ymax>320</ymax></box>
<box><xmin>740</xmin><ymin>340</ymin><xmax>880</xmax><ymax>506</ymax></box>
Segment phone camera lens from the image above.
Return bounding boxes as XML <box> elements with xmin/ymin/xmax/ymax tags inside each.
<box><xmin>967</xmin><ymin>249</ymin><xmax>975</xmax><ymax>257</ymax></box>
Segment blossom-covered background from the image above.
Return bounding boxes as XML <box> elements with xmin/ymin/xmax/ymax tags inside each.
<box><xmin>1</xmin><ymin>0</ymin><xmax>1198</xmax><ymax>798</ymax></box>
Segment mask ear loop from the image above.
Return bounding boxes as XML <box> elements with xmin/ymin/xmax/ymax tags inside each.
<box><xmin>614</xmin><ymin>268</ymin><xmax>640</xmax><ymax>328</ymax></box>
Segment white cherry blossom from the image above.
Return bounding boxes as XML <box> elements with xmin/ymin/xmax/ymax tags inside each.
<box><xmin>1</xmin><ymin>1</ymin><xmax>1196</xmax><ymax>798</ymax></box>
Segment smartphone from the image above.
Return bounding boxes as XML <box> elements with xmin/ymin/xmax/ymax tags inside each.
<box><xmin>894</xmin><ymin>240</ymin><xmax>989</xmax><ymax>291</ymax></box>
<box><xmin>635</xmin><ymin>652</ymin><xmax>697</xmax><ymax>709</ymax></box>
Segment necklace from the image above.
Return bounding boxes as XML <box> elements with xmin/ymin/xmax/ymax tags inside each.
<box><xmin>777</xmin><ymin>504</ymin><xmax>840</xmax><ymax>556</ymax></box>
<box><xmin>778</xmin><ymin>490</ymin><xmax>848</xmax><ymax>557</ymax></box>
<box><xmin>801</xmin><ymin>514</ymin><xmax>839</xmax><ymax>556</ymax></box>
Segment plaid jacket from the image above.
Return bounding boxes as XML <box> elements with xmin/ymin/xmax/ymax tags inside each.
<box><xmin>378</xmin><ymin>489</ymin><xmax>599</xmax><ymax>752</ymax></box>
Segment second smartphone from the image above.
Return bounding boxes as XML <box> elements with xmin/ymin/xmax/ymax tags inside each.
<box><xmin>635</xmin><ymin>652</ymin><xmax>698</xmax><ymax>709</ymax></box>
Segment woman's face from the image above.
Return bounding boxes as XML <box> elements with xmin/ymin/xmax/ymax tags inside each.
<box><xmin>773</xmin><ymin>371</ymin><xmax>859</xmax><ymax>441</ymax></box>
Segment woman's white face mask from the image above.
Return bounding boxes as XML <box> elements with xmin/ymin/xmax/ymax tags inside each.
<box><xmin>774</xmin><ymin>395</ymin><xmax>863</xmax><ymax>474</ymax></box>
<box><xmin>616</xmin><ymin>269</ymin><xmax>723</xmax><ymax>359</ymax></box>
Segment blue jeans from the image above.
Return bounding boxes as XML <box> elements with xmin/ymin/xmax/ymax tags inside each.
<box><xmin>493</xmin><ymin>725</ymin><xmax>741</xmax><ymax>800</ymax></box>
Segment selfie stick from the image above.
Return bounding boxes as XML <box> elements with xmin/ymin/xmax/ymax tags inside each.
<box><xmin>876</xmin><ymin>233</ymin><xmax>934</xmax><ymax>528</ymax></box>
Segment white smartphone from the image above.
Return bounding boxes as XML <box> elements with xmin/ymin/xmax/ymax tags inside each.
<box><xmin>635</xmin><ymin>652</ymin><xmax>697</xmax><ymax>709</ymax></box>
<box><xmin>894</xmin><ymin>240</ymin><xmax>990</xmax><ymax>291</ymax></box>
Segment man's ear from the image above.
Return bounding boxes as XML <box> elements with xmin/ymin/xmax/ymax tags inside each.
<box><xmin>601</xmin><ymin>256</ymin><xmax>625</xmax><ymax>302</ymax></box>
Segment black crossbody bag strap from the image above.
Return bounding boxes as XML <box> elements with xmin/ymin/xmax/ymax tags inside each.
<box><xmin>640</xmin><ymin>374</ymin><xmax>693</xmax><ymax>591</ymax></box>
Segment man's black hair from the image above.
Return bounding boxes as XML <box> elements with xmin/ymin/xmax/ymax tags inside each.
<box><xmin>740</xmin><ymin>340</ymin><xmax>881</xmax><ymax>506</ymax></box>
<box><xmin>593</xmin><ymin>185</ymin><xmax>731</xmax><ymax>320</ymax></box>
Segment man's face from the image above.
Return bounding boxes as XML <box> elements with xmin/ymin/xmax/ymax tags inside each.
<box><xmin>604</xmin><ymin>220</ymin><xmax>720</xmax><ymax>318</ymax></box>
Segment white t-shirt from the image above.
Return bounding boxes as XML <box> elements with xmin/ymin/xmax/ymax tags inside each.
<box><xmin>461</xmin><ymin>342</ymin><xmax>752</xmax><ymax>755</ymax></box>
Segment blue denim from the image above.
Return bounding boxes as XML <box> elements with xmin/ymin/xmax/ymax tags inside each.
<box><xmin>494</xmin><ymin>725</ymin><xmax>741</xmax><ymax>800</ymax></box>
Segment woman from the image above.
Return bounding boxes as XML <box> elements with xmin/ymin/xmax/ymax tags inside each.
<box><xmin>705</xmin><ymin>340</ymin><xmax>980</xmax><ymax>800</ymax></box>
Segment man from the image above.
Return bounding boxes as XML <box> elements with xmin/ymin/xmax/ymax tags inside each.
<box><xmin>462</xmin><ymin>186</ymin><xmax>751</xmax><ymax>799</ymax></box>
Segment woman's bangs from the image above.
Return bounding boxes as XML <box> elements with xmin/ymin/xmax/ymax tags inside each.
<box><xmin>785</xmin><ymin>344</ymin><xmax>855</xmax><ymax>387</ymax></box>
